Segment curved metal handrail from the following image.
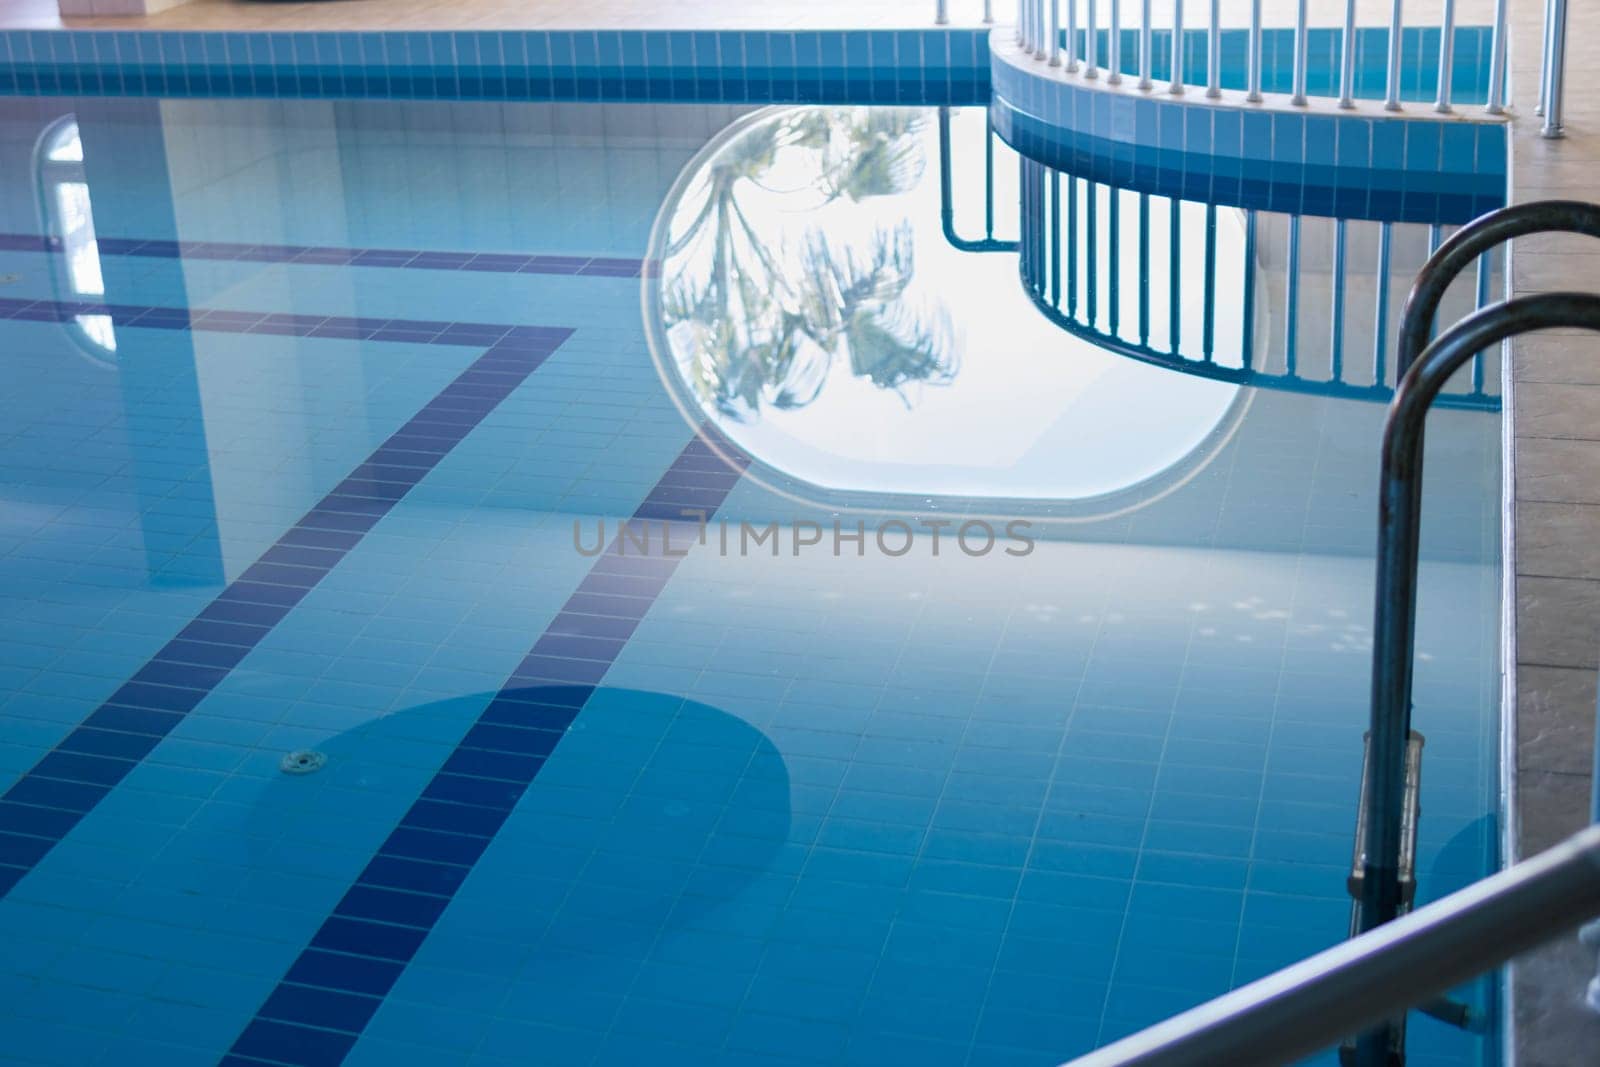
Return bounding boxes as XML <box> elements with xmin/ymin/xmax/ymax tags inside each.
<box><xmin>1356</xmin><ymin>291</ymin><xmax>1600</xmax><ymax>1065</ymax></box>
<box><xmin>1397</xmin><ymin>200</ymin><xmax>1600</xmax><ymax>376</ymax></box>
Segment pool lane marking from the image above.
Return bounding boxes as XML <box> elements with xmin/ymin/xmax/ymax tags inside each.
<box><xmin>0</xmin><ymin>233</ymin><xmax>651</xmax><ymax>279</ymax></box>
<box><xmin>222</xmin><ymin>429</ymin><xmax>750</xmax><ymax>1067</ymax></box>
<box><xmin>0</xmin><ymin>296</ymin><xmax>552</xmax><ymax>345</ymax></box>
<box><xmin>0</xmin><ymin>324</ymin><xmax>575</xmax><ymax>899</ymax></box>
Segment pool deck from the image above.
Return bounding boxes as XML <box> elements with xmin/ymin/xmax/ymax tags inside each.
<box><xmin>0</xmin><ymin>0</ymin><xmax>1493</xmax><ymax>32</ymax></box>
<box><xmin>1506</xmin><ymin>0</ymin><xmax>1600</xmax><ymax>1061</ymax></box>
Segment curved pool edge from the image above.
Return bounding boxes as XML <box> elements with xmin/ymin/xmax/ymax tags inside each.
<box><xmin>989</xmin><ymin>32</ymin><xmax>1507</xmax><ymax>227</ymax></box>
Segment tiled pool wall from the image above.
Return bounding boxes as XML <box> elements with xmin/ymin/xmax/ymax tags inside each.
<box><xmin>0</xmin><ymin>29</ymin><xmax>993</xmax><ymax>103</ymax></box>
<box><xmin>0</xmin><ymin>23</ymin><xmax>1508</xmax><ymax>209</ymax></box>
<box><xmin>989</xmin><ymin>79</ymin><xmax>1505</xmax><ymax>225</ymax></box>
<box><xmin>0</xmin><ymin>24</ymin><xmax>1493</xmax><ymax>106</ymax></box>
<box><xmin>989</xmin><ymin>35</ymin><xmax>1507</xmax><ymax>224</ymax></box>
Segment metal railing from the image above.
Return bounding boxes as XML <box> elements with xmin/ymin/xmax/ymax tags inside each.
<box><xmin>1010</xmin><ymin>153</ymin><xmax>1499</xmax><ymax>411</ymax></box>
<box><xmin>1058</xmin><ymin>824</ymin><xmax>1600</xmax><ymax>1066</ymax></box>
<box><xmin>1003</xmin><ymin>0</ymin><xmax>1509</xmax><ymax>116</ymax></box>
<box><xmin>935</xmin><ymin>0</ymin><xmax>995</xmax><ymax>25</ymax></box>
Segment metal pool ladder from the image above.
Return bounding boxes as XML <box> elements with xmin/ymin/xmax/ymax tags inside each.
<box><xmin>1056</xmin><ymin>200</ymin><xmax>1600</xmax><ymax>1067</ymax></box>
<box><xmin>1352</xmin><ymin>201</ymin><xmax>1600</xmax><ymax>1066</ymax></box>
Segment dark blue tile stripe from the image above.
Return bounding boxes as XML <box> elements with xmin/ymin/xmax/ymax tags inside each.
<box><xmin>222</xmin><ymin>428</ymin><xmax>750</xmax><ymax>1067</ymax></box>
<box><xmin>0</xmin><ymin>296</ymin><xmax>555</xmax><ymax>347</ymax></box>
<box><xmin>0</xmin><ymin>329</ymin><xmax>574</xmax><ymax>901</ymax></box>
<box><xmin>0</xmin><ymin>232</ymin><xmax>652</xmax><ymax>279</ymax></box>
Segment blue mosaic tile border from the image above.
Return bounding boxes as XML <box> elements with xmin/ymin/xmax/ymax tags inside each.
<box><xmin>223</xmin><ymin>432</ymin><xmax>751</xmax><ymax>1067</ymax></box>
<box><xmin>989</xmin><ymin>35</ymin><xmax>1507</xmax><ymax>224</ymax></box>
<box><xmin>0</xmin><ymin>299</ymin><xmax>574</xmax><ymax>898</ymax></box>
<box><xmin>0</xmin><ymin>28</ymin><xmax>991</xmax><ymax>104</ymax></box>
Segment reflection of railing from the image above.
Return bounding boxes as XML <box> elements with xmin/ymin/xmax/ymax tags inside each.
<box><xmin>1009</xmin><ymin>0</ymin><xmax>1508</xmax><ymax>115</ymax></box>
<box><xmin>1014</xmin><ymin>155</ymin><xmax>1499</xmax><ymax>411</ymax></box>
<box><xmin>937</xmin><ymin>108</ymin><xmax>1019</xmax><ymax>253</ymax></box>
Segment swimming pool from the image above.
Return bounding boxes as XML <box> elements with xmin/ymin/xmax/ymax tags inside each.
<box><xmin>0</xmin><ymin>96</ymin><xmax>1502</xmax><ymax>1067</ymax></box>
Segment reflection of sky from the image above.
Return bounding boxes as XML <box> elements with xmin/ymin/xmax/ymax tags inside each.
<box><xmin>656</xmin><ymin>107</ymin><xmax>1244</xmax><ymax>501</ymax></box>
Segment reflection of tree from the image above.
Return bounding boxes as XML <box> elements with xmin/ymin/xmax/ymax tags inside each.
<box><xmin>663</xmin><ymin>109</ymin><xmax>956</xmax><ymax>420</ymax></box>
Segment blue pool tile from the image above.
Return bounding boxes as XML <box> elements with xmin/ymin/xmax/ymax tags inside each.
<box><xmin>232</xmin><ymin>1018</ymin><xmax>358</xmax><ymax>1067</ymax></box>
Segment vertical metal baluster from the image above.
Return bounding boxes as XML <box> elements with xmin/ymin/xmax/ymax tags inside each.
<box><xmin>1420</xmin><ymin>225</ymin><xmax>1444</xmax><ymax>349</ymax></box>
<box><xmin>1429</xmin><ymin>223</ymin><xmax>1442</xmax><ymax>260</ymax></box>
<box><xmin>1017</xmin><ymin>0</ymin><xmax>1025</xmax><ymax>45</ymax></box>
<box><xmin>1051</xmin><ymin>171</ymin><xmax>1062</xmax><ymax>308</ymax></box>
<box><xmin>1242</xmin><ymin>210</ymin><xmax>1257</xmax><ymax>370</ymax></box>
<box><xmin>1384</xmin><ymin>0</ymin><xmax>1404</xmax><ymax>111</ymax></box>
<box><xmin>1109</xmin><ymin>190</ymin><xmax>1121</xmax><ymax>336</ymax></box>
<box><xmin>1067</xmin><ymin>178</ymin><xmax>1079</xmax><ymax>317</ymax></box>
<box><xmin>1170</xmin><ymin>0</ymin><xmax>1184</xmax><ymax>93</ymax></box>
<box><xmin>1544</xmin><ymin>0</ymin><xmax>1569</xmax><ymax>137</ymax></box>
<box><xmin>1086</xmin><ymin>0</ymin><xmax>1098</xmax><ymax>78</ymax></box>
<box><xmin>1020</xmin><ymin>166</ymin><xmax>1030</xmax><ymax>289</ymax></box>
<box><xmin>1138</xmin><ymin>193</ymin><xmax>1150</xmax><ymax>346</ymax></box>
<box><xmin>1108</xmin><ymin>0</ymin><xmax>1122</xmax><ymax>84</ymax></box>
<box><xmin>936</xmin><ymin>0</ymin><xmax>949</xmax><ymax>25</ymax></box>
<box><xmin>1066</xmin><ymin>0</ymin><xmax>1080</xmax><ymax>72</ymax></box>
<box><xmin>1087</xmin><ymin>182</ymin><xmax>1099</xmax><ymax>326</ymax></box>
<box><xmin>1285</xmin><ymin>216</ymin><xmax>1301</xmax><ymax>377</ymax></box>
<box><xmin>1339</xmin><ymin>0</ymin><xmax>1358</xmax><ymax>107</ymax></box>
<box><xmin>1169</xmin><ymin>197</ymin><xmax>1181</xmax><ymax>354</ymax></box>
<box><xmin>1471</xmin><ymin>249</ymin><xmax>1490</xmax><ymax>395</ymax></box>
<box><xmin>1050</xmin><ymin>0</ymin><xmax>1062</xmax><ymax>64</ymax></box>
<box><xmin>1206</xmin><ymin>0</ymin><xmax>1221</xmax><ymax>98</ymax></box>
<box><xmin>985</xmin><ymin>123</ymin><xmax>996</xmax><ymax>241</ymax></box>
<box><xmin>1435</xmin><ymin>0</ymin><xmax>1456</xmax><ymax>112</ymax></box>
<box><xmin>1485</xmin><ymin>0</ymin><xmax>1506</xmax><ymax>113</ymax></box>
<box><xmin>1246</xmin><ymin>0</ymin><xmax>1263</xmax><ymax>101</ymax></box>
<box><xmin>1026</xmin><ymin>167</ymin><xmax>1035</xmax><ymax>284</ymax></box>
<box><xmin>1035</xmin><ymin>168</ymin><xmax>1046</xmax><ymax>285</ymax></box>
<box><xmin>1331</xmin><ymin>220</ymin><xmax>1348</xmax><ymax>384</ymax></box>
<box><xmin>1537</xmin><ymin>0</ymin><xmax>1553</xmax><ymax>115</ymax></box>
<box><xmin>985</xmin><ymin>0</ymin><xmax>995</xmax><ymax>23</ymax></box>
<box><xmin>1202</xmin><ymin>204</ymin><xmax>1217</xmax><ymax>361</ymax></box>
<box><xmin>1292</xmin><ymin>0</ymin><xmax>1310</xmax><ymax>105</ymax></box>
<box><xmin>1138</xmin><ymin>0</ymin><xmax>1152</xmax><ymax>89</ymax></box>
<box><xmin>1374</xmin><ymin>222</ymin><xmax>1393</xmax><ymax>386</ymax></box>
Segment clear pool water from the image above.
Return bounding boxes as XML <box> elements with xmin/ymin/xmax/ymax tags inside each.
<box><xmin>0</xmin><ymin>97</ymin><xmax>1502</xmax><ymax>1067</ymax></box>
